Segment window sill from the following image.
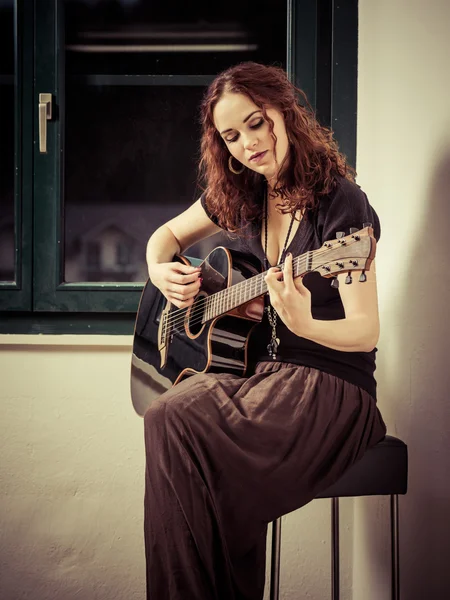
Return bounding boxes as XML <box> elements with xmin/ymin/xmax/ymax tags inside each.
<box><xmin>0</xmin><ymin>334</ymin><xmax>133</xmax><ymax>347</ymax></box>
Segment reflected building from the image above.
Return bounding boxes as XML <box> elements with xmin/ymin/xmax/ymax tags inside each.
<box><xmin>64</xmin><ymin>203</ymin><xmax>234</xmax><ymax>283</ymax></box>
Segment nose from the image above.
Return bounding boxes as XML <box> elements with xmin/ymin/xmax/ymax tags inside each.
<box><xmin>242</xmin><ymin>131</ymin><xmax>259</xmax><ymax>151</ymax></box>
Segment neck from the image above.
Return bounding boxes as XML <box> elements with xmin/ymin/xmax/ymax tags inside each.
<box><xmin>265</xmin><ymin>171</ymin><xmax>280</xmax><ymax>194</ymax></box>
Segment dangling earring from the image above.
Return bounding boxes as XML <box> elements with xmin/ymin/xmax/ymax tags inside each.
<box><xmin>228</xmin><ymin>155</ymin><xmax>245</xmax><ymax>175</ymax></box>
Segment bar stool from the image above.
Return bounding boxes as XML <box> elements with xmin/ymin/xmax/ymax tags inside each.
<box><xmin>269</xmin><ymin>435</ymin><xmax>408</xmax><ymax>600</ymax></box>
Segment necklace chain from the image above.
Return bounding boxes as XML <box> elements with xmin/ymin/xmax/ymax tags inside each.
<box><xmin>263</xmin><ymin>186</ymin><xmax>296</xmax><ymax>360</ymax></box>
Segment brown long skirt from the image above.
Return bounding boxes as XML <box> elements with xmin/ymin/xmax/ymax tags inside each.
<box><xmin>143</xmin><ymin>361</ymin><xmax>386</xmax><ymax>600</ymax></box>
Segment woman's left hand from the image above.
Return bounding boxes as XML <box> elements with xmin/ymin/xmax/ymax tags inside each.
<box><xmin>264</xmin><ymin>252</ymin><xmax>313</xmax><ymax>336</ymax></box>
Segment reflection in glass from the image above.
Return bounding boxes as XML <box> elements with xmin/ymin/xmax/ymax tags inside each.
<box><xmin>0</xmin><ymin>1</ymin><xmax>15</xmax><ymax>282</ymax></box>
<box><xmin>63</xmin><ymin>0</ymin><xmax>287</xmax><ymax>283</ymax></box>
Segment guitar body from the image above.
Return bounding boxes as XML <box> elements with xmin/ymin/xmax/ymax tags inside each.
<box><xmin>131</xmin><ymin>247</ymin><xmax>264</xmax><ymax>416</ymax></box>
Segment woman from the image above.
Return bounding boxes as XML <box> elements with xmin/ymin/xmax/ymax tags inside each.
<box><xmin>144</xmin><ymin>62</ymin><xmax>386</xmax><ymax>600</ymax></box>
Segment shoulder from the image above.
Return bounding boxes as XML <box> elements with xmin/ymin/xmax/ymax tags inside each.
<box><xmin>314</xmin><ymin>176</ymin><xmax>381</xmax><ymax>242</ymax></box>
<box><xmin>320</xmin><ymin>176</ymin><xmax>368</xmax><ymax>213</ymax></box>
<box><xmin>200</xmin><ymin>190</ymin><xmax>220</xmax><ymax>226</ymax></box>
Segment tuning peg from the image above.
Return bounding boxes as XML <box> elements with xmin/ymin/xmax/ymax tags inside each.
<box><xmin>336</xmin><ymin>231</ymin><xmax>345</xmax><ymax>239</ymax></box>
<box><xmin>363</xmin><ymin>222</ymin><xmax>372</xmax><ymax>228</ymax></box>
<box><xmin>349</xmin><ymin>227</ymin><xmax>358</xmax><ymax>234</ymax></box>
<box><xmin>330</xmin><ymin>277</ymin><xmax>339</xmax><ymax>289</ymax></box>
<box><xmin>345</xmin><ymin>272</ymin><xmax>353</xmax><ymax>284</ymax></box>
<box><xmin>359</xmin><ymin>271</ymin><xmax>367</xmax><ymax>282</ymax></box>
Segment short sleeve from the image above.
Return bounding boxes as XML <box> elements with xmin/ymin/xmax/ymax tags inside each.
<box><xmin>319</xmin><ymin>178</ymin><xmax>381</xmax><ymax>243</ymax></box>
<box><xmin>200</xmin><ymin>191</ymin><xmax>221</xmax><ymax>227</ymax></box>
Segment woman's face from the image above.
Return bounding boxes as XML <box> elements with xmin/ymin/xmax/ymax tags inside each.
<box><xmin>213</xmin><ymin>92</ymin><xmax>290</xmax><ymax>182</ymax></box>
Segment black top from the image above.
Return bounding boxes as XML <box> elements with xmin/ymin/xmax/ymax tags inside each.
<box><xmin>200</xmin><ymin>176</ymin><xmax>381</xmax><ymax>399</ymax></box>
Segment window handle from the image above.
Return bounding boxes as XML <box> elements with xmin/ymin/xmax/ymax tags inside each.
<box><xmin>39</xmin><ymin>93</ymin><xmax>52</xmax><ymax>153</ymax></box>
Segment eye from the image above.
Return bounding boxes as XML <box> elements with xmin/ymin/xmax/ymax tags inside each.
<box><xmin>224</xmin><ymin>118</ymin><xmax>264</xmax><ymax>143</ymax></box>
<box><xmin>250</xmin><ymin>118</ymin><xmax>264</xmax><ymax>129</ymax></box>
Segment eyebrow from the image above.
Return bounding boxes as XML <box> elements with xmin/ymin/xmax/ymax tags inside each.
<box><xmin>220</xmin><ymin>110</ymin><xmax>262</xmax><ymax>135</ymax></box>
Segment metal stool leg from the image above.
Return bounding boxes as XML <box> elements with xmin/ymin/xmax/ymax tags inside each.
<box><xmin>391</xmin><ymin>494</ymin><xmax>400</xmax><ymax>600</ymax></box>
<box><xmin>331</xmin><ymin>497</ymin><xmax>340</xmax><ymax>600</ymax></box>
<box><xmin>270</xmin><ymin>518</ymin><xmax>282</xmax><ymax>600</ymax></box>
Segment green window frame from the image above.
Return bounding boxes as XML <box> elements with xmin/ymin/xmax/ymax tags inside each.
<box><xmin>0</xmin><ymin>1</ymin><xmax>33</xmax><ymax>312</ymax></box>
<box><xmin>0</xmin><ymin>0</ymin><xmax>358</xmax><ymax>334</ymax></box>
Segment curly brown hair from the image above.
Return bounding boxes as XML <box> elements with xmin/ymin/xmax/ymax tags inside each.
<box><xmin>198</xmin><ymin>61</ymin><xmax>355</xmax><ymax>233</ymax></box>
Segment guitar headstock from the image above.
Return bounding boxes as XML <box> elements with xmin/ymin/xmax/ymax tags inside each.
<box><xmin>311</xmin><ymin>225</ymin><xmax>376</xmax><ymax>282</ymax></box>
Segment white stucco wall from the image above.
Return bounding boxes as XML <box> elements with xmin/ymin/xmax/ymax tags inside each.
<box><xmin>0</xmin><ymin>338</ymin><xmax>352</xmax><ymax>600</ymax></box>
<box><xmin>0</xmin><ymin>341</ymin><xmax>146</xmax><ymax>600</ymax></box>
<box><xmin>354</xmin><ymin>0</ymin><xmax>450</xmax><ymax>598</ymax></box>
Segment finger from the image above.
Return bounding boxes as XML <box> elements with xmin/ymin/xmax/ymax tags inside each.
<box><xmin>167</xmin><ymin>295</ymin><xmax>195</xmax><ymax>309</ymax></box>
<box><xmin>168</xmin><ymin>279</ymin><xmax>201</xmax><ymax>296</ymax></box>
<box><xmin>264</xmin><ymin>272</ymin><xmax>281</xmax><ymax>303</ymax></box>
<box><xmin>283</xmin><ymin>253</ymin><xmax>295</xmax><ymax>290</ymax></box>
<box><xmin>172</xmin><ymin>262</ymin><xmax>202</xmax><ymax>275</ymax></box>
<box><xmin>168</xmin><ymin>287</ymin><xmax>200</xmax><ymax>302</ymax></box>
<box><xmin>168</xmin><ymin>271</ymin><xmax>201</xmax><ymax>285</ymax></box>
<box><xmin>266</xmin><ymin>267</ymin><xmax>283</xmax><ymax>282</ymax></box>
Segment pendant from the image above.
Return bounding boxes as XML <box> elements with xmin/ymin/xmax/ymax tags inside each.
<box><xmin>267</xmin><ymin>337</ymin><xmax>281</xmax><ymax>359</ymax></box>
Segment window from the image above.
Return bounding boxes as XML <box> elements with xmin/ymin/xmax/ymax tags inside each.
<box><xmin>0</xmin><ymin>0</ymin><xmax>358</xmax><ymax>334</ymax></box>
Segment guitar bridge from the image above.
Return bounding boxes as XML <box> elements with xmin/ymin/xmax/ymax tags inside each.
<box><xmin>157</xmin><ymin>308</ymin><xmax>170</xmax><ymax>369</ymax></box>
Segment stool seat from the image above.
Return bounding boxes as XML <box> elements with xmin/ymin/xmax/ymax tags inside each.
<box><xmin>316</xmin><ymin>434</ymin><xmax>408</xmax><ymax>499</ymax></box>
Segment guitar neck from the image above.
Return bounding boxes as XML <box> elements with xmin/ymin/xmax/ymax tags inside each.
<box><xmin>200</xmin><ymin>226</ymin><xmax>375</xmax><ymax>323</ymax></box>
<box><xmin>202</xmin><ymin>252</ymin><xmax>310</xmax><ymax>323</ymax></box>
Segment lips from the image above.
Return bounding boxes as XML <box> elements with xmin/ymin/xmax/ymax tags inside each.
<box><xmin>250</xmin><ymin>150</ymin><xmax>268</xmax><ymax>161</ymax></box>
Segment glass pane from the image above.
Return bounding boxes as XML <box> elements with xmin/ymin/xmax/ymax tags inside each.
<box><xmin>0</xmin><ymin>0</ymin><xmax>15</xmax><ymax>283</ymax></box>
<box><xmin>63</xmin><ymin>0</ymin><xmax>287</xmax><ymax>283</ymax></box>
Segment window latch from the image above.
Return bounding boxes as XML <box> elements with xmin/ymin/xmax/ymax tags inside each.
<box><xmin>38</xmin><ymin>93</ymin><xmax>52</xmax><ymax>153</ymax></box>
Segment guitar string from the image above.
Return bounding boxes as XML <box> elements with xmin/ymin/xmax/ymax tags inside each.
<box><xmin>162</xmin><ymin>238</ymin><xmax>364</xmax><ymax>332</ymax></box>
<box><xmin>163</xmin><ymin>252</ymin><xmax>311</xmax><ymax>331</ymax></box>
<box><xmin>162</xmin><ymin>238</ymin><xmax>363</xmax><ymax>332</ymax></box>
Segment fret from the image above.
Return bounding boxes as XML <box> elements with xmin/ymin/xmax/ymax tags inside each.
<box><xmin>213</xmin><ymin>292</ymin><xmax>218</xmax><ymax>319</ymax></box>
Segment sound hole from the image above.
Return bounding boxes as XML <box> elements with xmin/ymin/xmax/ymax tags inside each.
<box><xmin>186</xmin><ymin>293</ymin><xmax>207</xmax><ymax>336</ymax></box>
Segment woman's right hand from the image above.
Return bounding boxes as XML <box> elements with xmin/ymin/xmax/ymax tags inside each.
<box><xmin>148</xmin><ymin>262</ymin><xmax>202</xmax><ymax>309</ymax></box>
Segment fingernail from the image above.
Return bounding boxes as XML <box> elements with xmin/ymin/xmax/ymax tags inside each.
<box><xmin>287</xmin><ymin>252</ymin><xmax>292</xmax><ymax>258</ymax></box>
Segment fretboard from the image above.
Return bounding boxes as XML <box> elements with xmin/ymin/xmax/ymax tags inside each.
<box><xmin>202</xmin><ymin>252</ymin><xmax>312</xmax><ymax>323</ymax></box>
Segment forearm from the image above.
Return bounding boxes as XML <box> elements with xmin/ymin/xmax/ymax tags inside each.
<box><xmin>293</xmin><ymin>313</ymin><xmax>379</xmax><ymax>353</ymax></box>
<box><xmin>146</xmin><ymin>225</ymin><xmax>181</xmax><ymax>273</ymax></box>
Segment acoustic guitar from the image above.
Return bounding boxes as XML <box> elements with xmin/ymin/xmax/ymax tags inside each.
<box><xmin>130</xmin><ymin>225</ymin><xmax>376</xmax><ymax>416</ymax></box>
